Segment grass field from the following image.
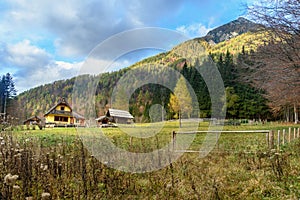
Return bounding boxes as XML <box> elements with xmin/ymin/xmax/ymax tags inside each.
<box><xmin>1</xmin><ymin>121</ymin><xmax>300</xmax><ymax>199</ymax></box>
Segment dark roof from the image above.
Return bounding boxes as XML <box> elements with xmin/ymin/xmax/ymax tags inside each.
<box><xmin>107</xmin><ymin>109</ymin><xmax>134</xmax><ymax>119</ymax></box>
<box><xmin>44</xmin><ymin>98</ymin><xmax>72</xmax><ymax>116</ymax></box>
<box><xmin>72</xmin><ymin>111</ymin><xmax>85</xmax><ymax>119</ymax></box>
<box><xmin>23</xmin><ymin>116</ymin><xmax>42</xmax><ymax>123</ymax></box>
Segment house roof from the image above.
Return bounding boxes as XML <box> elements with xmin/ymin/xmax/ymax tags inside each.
<box><xmin>107</xmin><ymin>109</ymin><xmax>134</xmax><ymax>119</ymax></box>
<box><xmin>44</xmin><ymin>98</ymin><xmax>72</xmax><ymax>116</ymax></box>
<box><xmin>23</xmin><ymin>115</ymin><xmax>42</xmax><ymax>123</ymax></box>
<box><xmin>72</xmin><ymin>111</ymin><xmax>85</xmax><ymax>119</ymax></box>
<box><xmin>95</xmin><ymin>116</ymin><xmax>109</xmax><ymax>121</ymax></box>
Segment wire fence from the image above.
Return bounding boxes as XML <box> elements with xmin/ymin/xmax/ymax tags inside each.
<box><xmin>172</xmin><ymin>127</ymin><xmax>300</xmax><ymax>153</ymax></box>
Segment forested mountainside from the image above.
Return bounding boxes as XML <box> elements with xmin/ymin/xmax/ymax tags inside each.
<box><xmin>16</xmin><ymin>17</ymin><xmax>273</xmax><ymax>122</ymax></box>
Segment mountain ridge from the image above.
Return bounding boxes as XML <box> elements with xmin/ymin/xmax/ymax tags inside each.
<box><xmin>203</xmin><ymin>17</ymin><xmax>264</xmax><ymax>44</ymax></box>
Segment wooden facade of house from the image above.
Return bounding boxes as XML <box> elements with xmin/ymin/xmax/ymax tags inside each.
<box><xmin>72</xmin><ymin>112</ymin><xmax>85</xmax><ymax>126</ymax></box>
<box><xmin>23</xmin><ymin>116</ymin><xmax>42</xmax><ymax>125</ymax></box>
<box><xmin>107</xmin><ymin>109</ymin><xmax>134</xmax><ymax>124</ymax></box>
<box><xmin>44</xmin><ymin>98</ymin><xmax>85</xmax><ymax>127</ymax></box>
<box><xmin>96</xmin><ymin>109</ymin><xmax>134</xmax><ymax>125</ymax></box>
<box><xmin>95</xmin><ymin>116</ymin><xmax>110</xmax><ymax>125</ymax></box>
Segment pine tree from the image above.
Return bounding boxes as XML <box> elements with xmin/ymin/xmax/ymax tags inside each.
<box><xmin>0</xmin><ymin>73</ymin><xmax>17</xmax><ymax>119</ymax></box>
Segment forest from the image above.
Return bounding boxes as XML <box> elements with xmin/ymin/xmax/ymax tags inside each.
<box><xmin>12</xmin><ymin>48</ymin><xmax>279</xmax><ymax>123</ymax></box>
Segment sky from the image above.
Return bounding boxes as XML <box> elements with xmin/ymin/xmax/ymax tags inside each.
<box><xmin>0</xmin><ymin>0</ymin><xmax>256</xmax><ymax>93</ymax></box>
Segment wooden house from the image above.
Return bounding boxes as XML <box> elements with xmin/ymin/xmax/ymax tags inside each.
<box><xmin>96</xmin><ymin>108</ymin><xmax>134</xmax><ymax>125</ymax></box>
<box><xmin>95</xmin><ymin>116</ymin><xmax>110</xmax><ymax>125</ymax></box>
<box><xmin>107</xmin><ymin>109</ymin><xmax>134</xmax><ymax>124</ymax></box>
<box><xmin>44</xmin><ymin>98</ymin><xmax>85</xmax><ymax>127</ymax></box>
<box><xmin>23</xmin><ymin>116</ymin><xmax>42</xmax><ymax>125</ymax></box>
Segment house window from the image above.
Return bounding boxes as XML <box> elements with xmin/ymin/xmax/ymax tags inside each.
<box><xmin>61</xmin><ymin>106</ymin><xmax>65</xmax><ymax>111</ymax></box>
<box><xmin>54</xmin><ymin>116</ymin><xmax>68</xmax><ymax>122</ymax></box>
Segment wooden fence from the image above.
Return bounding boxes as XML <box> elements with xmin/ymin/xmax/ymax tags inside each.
<box><xmin>267</xmin><ymin>127</ymin><xmax>300</xmax><ymax>150</ymax></box>
<box><xmin>172</xmin><ymin>127</ymin><xmax>300</xmax><ymax>153</ymax></box>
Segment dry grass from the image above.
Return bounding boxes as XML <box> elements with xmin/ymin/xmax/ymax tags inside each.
<box><xmin>0</xmin><ymin>122</ymin><xmax>300</xmax><ymax>199</ymax></box>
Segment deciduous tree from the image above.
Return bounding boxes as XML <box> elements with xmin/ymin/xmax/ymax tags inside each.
<box><xmin>244</xmin><ymin>0</ymin><xmax>300</xmax><ymax>123</ymax></box>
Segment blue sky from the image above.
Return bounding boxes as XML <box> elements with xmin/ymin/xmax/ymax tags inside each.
<box><xmin>0</xmin><ymin>0</ymin><xmax>256</xmax><ymax>93</ymax></box>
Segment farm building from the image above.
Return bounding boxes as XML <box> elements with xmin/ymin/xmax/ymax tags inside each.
<box><xmin>96</xmin><ymin>108</ymin><xmax>134</xmax><ymax>125</ymax></box>
<box><xmin>44</xmin><ymin>98</ymin><xmax>85</xmax><ymax>127</ymax></box>
<box><xmin>23</xmin><ymin>116</ymin><xmax>42</xmax><ymax>125</ymax></box>
<box><xmin>95</xmin><ymin>116</ymin><xmax>110</xmax><ymax>125</ymax></box>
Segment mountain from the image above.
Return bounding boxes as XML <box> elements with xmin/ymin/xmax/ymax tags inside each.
<box><xmin>15</xmin><ymin>18</ymin><xmax>271</xmax><ymax>122</ymax></box>
<box><xmin>203</xmin><ymin>17</ymin><xmax>264</xmax><ymax>44</ymax></box>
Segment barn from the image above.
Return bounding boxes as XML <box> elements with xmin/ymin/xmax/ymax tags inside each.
<box><xmin>96</xmin><ymin>109</ymin><xmax>134</xmax><ymax>125</ymax></box>
<box><xmin>23</xmin><ymin>116</ymin><xmax>42</xmax><ymax>125</ymax></box>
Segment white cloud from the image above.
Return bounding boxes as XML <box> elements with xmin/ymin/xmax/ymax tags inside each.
<box><xmin>176</xmin><ymin>23</ymin><xmax>211</xmax><ymax>38</ymax></box>
<box><xmin>55</xmin><ymin>61</ymin><xmax>82</xmax><ymax>70</ymax></box>
<box><xmin>79</xmin><ymin>57</ymin><xmax>131</xmax><ymax>75</ymax></box>
<box><xmin>1</xmin><ymin>0</ymin><xmax>185</xmax><ymax>58</ymax></box>
<box><xmin>15</xmin><ymin>60</ymin><xmax>83</xmax><ymax>93</ymax></box>
<box><xmin>6</xmin><ymin>40</ymin><xmax>51</xmax><ymax>68</ymax></box>
<box><xmin>1</xmin><ymin>39</ymin><xmax>83</xmax><ymax>93</ymax></box>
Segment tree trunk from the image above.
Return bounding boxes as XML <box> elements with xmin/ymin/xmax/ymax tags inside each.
<box><xmin>179</xmin><ymin>110</ymin><xmax>182</xmax><ymax>128</ymax></box>
<box><xmin>286</xmin><ymin>106</ymin><xmax>290</xmax><ymax>122</ymax></box>
<box><xmin>294</xmin><ymin>103</ymin><xmax>299</xmax><ymax>124</ymax></box>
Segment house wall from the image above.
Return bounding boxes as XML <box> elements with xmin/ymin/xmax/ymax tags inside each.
<box><xmin>75</xmin><ymin>119</ymin><xmax>85</xmax><ymax>126</ymax></box>
<box><xmin>24</xmin><ymin>120</ymin><xmax>40</xmax><ymax>125</ymax></box>
<box><xmin>55</xmin><ymin>105</ymin><xmax>71</xmax><ymax>112</ymax></box>
<box><xmin>45</xmin><ymin>114</ymin><xmax>71</xmax><ymax>124</ymax></box>
<box><xmin>114</xmin><ymin>117</ymin><xmax>133</xmax><ymax>124</ymax></box>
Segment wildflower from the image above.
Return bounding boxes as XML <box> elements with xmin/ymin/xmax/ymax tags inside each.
<box><xmin>4</xmin><ymin>173</ymin><xmax>19</xmax><ymax>185</ymax></box>
<box><xmin>14</xmin><ymin>153</ymin><xmax>22</xmax><ymax>158</ymax></box>
<box><xmin>13</xmin><ymin>185</ymin><xmax>20</xmax><ymax>190</ymax></box>
<box><xmin>41</xmin><ymin>192</ymin><xmax>51</xmax><ymax>199</ymax></box>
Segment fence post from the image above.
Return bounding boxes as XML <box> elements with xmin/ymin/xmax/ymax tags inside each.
<box><xmin>172</xmin><ymin>131</ymin><xmax>176</xmax><ymax>151</ymax></box>
<box><xmin>283</xmin><ymin>129</ymin><xmax>286</xmax><ymax>145</ymax></box>
<box><xmin>298</xmin><ymin>128</ymin><xmax>300</xmax><ymax>139</ymax></box>
<box><xmin>269</xmin><ymin>130</ymin><xmax>274</xmax><ymax>149</ymax></box>
<box><xmin>289</xmin><ymin>127</ymin><xmax>291</xmax><ymax>143</ymax></box>
<box><xmin>294</xmin><ymin>128</ymin><xmax>296</xmax><ymax>140</ymax></box>
<box><xmin>130</xmin><ymin>137</ymin><xmax>133</xmax><ymax>147</ymax></box>
<box><xmin>266</xmin><ymin>131</ymin><xmax>270</xmax><ymax>148</ymax></box>
<box><xmin>277</xmin><ymin>130</ymin><xmax>281</xmax><ymax>150</ymax></box>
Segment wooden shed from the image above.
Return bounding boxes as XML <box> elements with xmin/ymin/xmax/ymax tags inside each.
<box><xmin>23</xmin><ymin>116</ymin><xmax>42</xmax><ymax>125</ymax></box>
<box><xmin>107</xmin><ymin>109</ymin><xmax>134</xmax><ymax>124</ymax></box>
<box><xmin>96</xmin><ymin>109</ymin><xmax>134</xmax><ymax>125</ymax></box>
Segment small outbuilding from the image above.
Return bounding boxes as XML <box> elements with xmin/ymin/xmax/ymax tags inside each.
<box><xmin>95</xmin><ymin>116</ymin><xmax>111</xmax><ymax>125</ymax></box>
<box><xmin>96</xmin><ymin>108</ymin><xmax>134</xmax><ymax>125</ymax></box>
<box><xmin>23</xmin><ymin>116</ymin><xmax>42</xmax><ymax>125</ymax></box>
<box><xmin>107</xmin><ymin>109</ymin><xmax>134</xmax><ymax>124</ymax></box>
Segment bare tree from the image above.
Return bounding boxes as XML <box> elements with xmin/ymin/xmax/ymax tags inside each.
<box><xmin>243</xmin><ymin>0</ymin><xmax>300</xmax><ymax>123</ymax></box>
